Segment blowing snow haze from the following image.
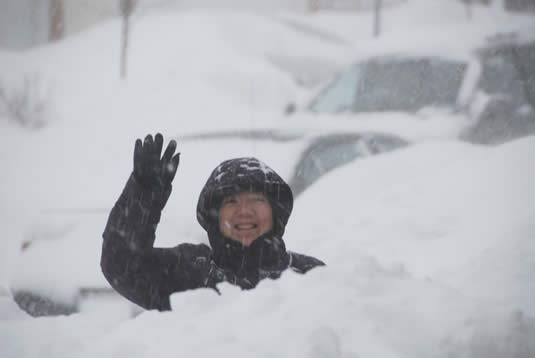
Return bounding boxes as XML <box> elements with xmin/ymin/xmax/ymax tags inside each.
<box><xmin>1</xmin><ymin>1</ymin><xmax>535</xmax><ymax>357</ymax></box>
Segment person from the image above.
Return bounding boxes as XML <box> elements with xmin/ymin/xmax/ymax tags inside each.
<box><xmin>101</xmin><ymin>133</ymin><xmax>325</xmax><ymax>311</ymax></box>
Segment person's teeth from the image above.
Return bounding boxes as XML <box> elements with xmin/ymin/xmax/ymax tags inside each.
<box><xmin>236</xmin><ymin>224</ymin><xmax>255</xmax><ymax>229</ymax></box>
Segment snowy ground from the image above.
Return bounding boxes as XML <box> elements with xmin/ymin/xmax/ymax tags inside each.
<box><xmin>2</xmin><ymin>137</ymin><xmax>534</xmax><ymax>358</ymax></box>
<box><xmin>1</xmin><ymin>1</ymin><xmax>535</xmax><ymax>357</ymax></box>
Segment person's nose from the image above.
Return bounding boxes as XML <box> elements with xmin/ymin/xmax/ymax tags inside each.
<box><xmin>236</xmin><ymin>201</ymin><xmax>254</xmax><ymax>216</ymax></box>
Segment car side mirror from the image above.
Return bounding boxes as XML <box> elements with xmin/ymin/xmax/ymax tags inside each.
<box><xmin>285</xmin><ymin>102</ymin><xmax>296</xmax><ymax>116</ymax></box>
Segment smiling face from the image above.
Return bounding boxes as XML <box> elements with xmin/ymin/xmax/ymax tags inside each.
<box><xmin>218</xmin><ymin>192</ymin><xmax>273</xmax><ymax>247</ymax></box>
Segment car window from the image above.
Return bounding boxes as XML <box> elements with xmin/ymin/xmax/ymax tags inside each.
<box><xmin>479</xmin><ymin>50</ymin><xmax>526</xmax><ymax>106</ymax></box>
<box><xmin>354</xmin><ymin>57</ymin><xmax>467</xmax><ymax>112</ymax></box>
<box><xmin>290</xmin><ymin>137</ymin><xmax>364</xmax><ymax>196</ymax></box>
<box><xmin>308</xmin><ymin>66</ymin><xmax>361</xmax><ymax>113</ymax></box>
<box><xmin>289</xmin><ymin>134</ymin><xmax>407</xmax><ymax>196</ymax></box>
<box><xmin>307</xmin><ymin>57</ymin><xmax>467</xmax><ymax>114</ymax></box>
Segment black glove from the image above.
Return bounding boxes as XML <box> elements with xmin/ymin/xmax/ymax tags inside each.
<box><xmin>133</xmin><ymin>133</ymin><xmax>180</xmax><ymax>189</ymax></box>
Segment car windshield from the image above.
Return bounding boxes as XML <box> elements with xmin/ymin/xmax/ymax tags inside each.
<box><xmin>309</xmin><ymin>56</ymin><xmax>467</xmax><ymax>113</ymax></box>
<box><xmin>308</xmin><ymin>66</ymin><xmax>362</xmax><ymax>113</ymax></box>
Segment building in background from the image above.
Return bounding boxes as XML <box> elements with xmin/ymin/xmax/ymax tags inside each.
<box><xmin>0</xmin><ymin>0</ymin><xmax>49</xmax><ymax>50</ymax></box>
<box><xmin>0</xmin><ymin>0</ymin><xmax>410</xmax><ymax>50</ymax></box>
<box><xmin>3</xmin><ymin>0</ymin><xmax>526</xmax><ymax>51</ymax></box>
<box><xmin>0</xmin><ymin>0</ymin><xmax>407</xmax><ymax>50</ymax></box>
<box><xmin>0</xmin><ymin>0</ymin><xmax>117</xmax><ymax>50</ymax></box>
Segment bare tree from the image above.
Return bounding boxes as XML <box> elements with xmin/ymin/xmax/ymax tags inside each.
<box><xmin>0</xmin><ymin>75</ymin><xmax>48</xmax><ymax>129</ymax></box>
<box><xmin>120</xmin><ymin>0</ymin><xmax>137</xmax><ymax>79</ymax></box>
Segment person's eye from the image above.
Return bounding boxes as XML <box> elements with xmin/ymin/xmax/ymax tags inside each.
<box><xmin>223</xmin><ymin>197</ymin><xmax>237</xmax><ymax>204</ymax></box>
<box><xmin>254</xmin><ymin>196</ymin><xmax>266</xmax><ymax>202</ymax></box>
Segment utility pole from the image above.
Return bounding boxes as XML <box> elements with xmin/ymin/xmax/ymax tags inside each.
<box><xmin>49</xmin><ymin>0</ymin><xmax>64</xmax><ymax>42</ymax></box>
<box><xmin>373</xmin><ymin>0</ymin><xmax>382</xmax><ymax>38</ymax></box>
<box><xmin>465</xmin><ymin>0</ymin><xmax>473</xmax><ymax>20</ymax></box>
<box><xmin>309</xmin><ymin>0</ymin><xmax>319</xmax><ymax>12</ymax></box>
<box><xmin>120</xmin><ymin>0</ymin><xmax>136</xmax><ymax>79</ymax></box>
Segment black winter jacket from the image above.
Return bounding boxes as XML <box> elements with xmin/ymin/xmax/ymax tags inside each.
<box><xmin>101</xmin><ymin>157</ymin><xmax>324</xmax><ymax>311</ymax></box>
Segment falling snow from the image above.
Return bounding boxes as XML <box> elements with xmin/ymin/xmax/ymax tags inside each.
<box><xmin>1</xmin><ymin>0</ymin><xmax>535</xmax><ymax>357</ymax></box>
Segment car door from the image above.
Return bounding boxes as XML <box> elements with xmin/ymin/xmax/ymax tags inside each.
<box><xmin>463</xmin><ymin>42</ymin><xmax>535</xmax><ymax>144</ymax></box>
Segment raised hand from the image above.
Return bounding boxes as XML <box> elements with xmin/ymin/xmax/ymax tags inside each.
<box><xmin>133</xmin><ymin>133</ymin><xmax>180</xmax><ymax>189</ymax></box>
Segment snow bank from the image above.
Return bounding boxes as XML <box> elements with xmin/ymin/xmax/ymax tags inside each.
<box><xmin>0</xmin><ymin>8</ymin><xmax>348</xmax><ymax>133</ymax></box>
<box><xmin>0</xmin><ymin>7</ymin><xmax>347</xmax><ymax>298</ymax></box>
<box><xmin>0</xmin><ymin>312</ymin><xmax>127</xmax><ymax>358</ymax></box>
<box><xmin>2</xmin><ymin>136</ymin><xmax>534</xmax><ymax>358</ymax></box>
<box><xmin>289</xmin><ymin>136</ymin><xmax>535</xmax><ymax>315</ymax></box>
<box><xmin>0</xmin><ymin>285</ymin><xmax>28</xmax><ymax>321</ymax></box>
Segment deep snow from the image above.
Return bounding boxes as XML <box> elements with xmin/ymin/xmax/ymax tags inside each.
<box><xmin>2</xmin><ymin>137</ymin><xmax>535</xmax><ymax>358</ymax></box>
<box><xmin>1</xmin><ymin>0</ymin><xmax>535</xmax><ymax>357</ymax></box>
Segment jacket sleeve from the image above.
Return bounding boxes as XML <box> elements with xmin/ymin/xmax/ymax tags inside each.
<box><xmin>101</xmin><ymin>174</ymin><xmax>212</xmax><ymax>311</ymax></box>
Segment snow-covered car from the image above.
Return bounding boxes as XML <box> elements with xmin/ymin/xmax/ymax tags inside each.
<box><xmin>11</xmin><ymin>128</ymin><xmax>407</xmax><ymax>316</ymax></box>
<box><xmin>286</xmin><ymin>34</ymin><xmax>535</xmax><ymax>145</ymax></box>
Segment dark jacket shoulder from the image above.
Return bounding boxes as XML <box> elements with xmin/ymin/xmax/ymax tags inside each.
<box><xmin>288</xmin><ymin>251</ymin><xmax>325</xmax><ymax>274</ymax></box>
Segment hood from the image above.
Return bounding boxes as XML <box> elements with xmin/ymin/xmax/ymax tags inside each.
<box><xmin>196</xmin><ymin>157</ymin><xmax>293</xmax><ymax>273</ymax></box>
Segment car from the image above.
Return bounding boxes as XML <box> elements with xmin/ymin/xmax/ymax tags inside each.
<box><xmin>11</xmin><ymin>128</ymin><xmax>407</xmax><ymax>317</ymax></box>
<box><xmin>178</xmin><ymin>129</ymin><xmax>407</xmax><ymax>197</ymax></box>
<box><xmin>285</xmin><ymin>33</ymin><xmax>535</xmax><ymax>145</ymax></box>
